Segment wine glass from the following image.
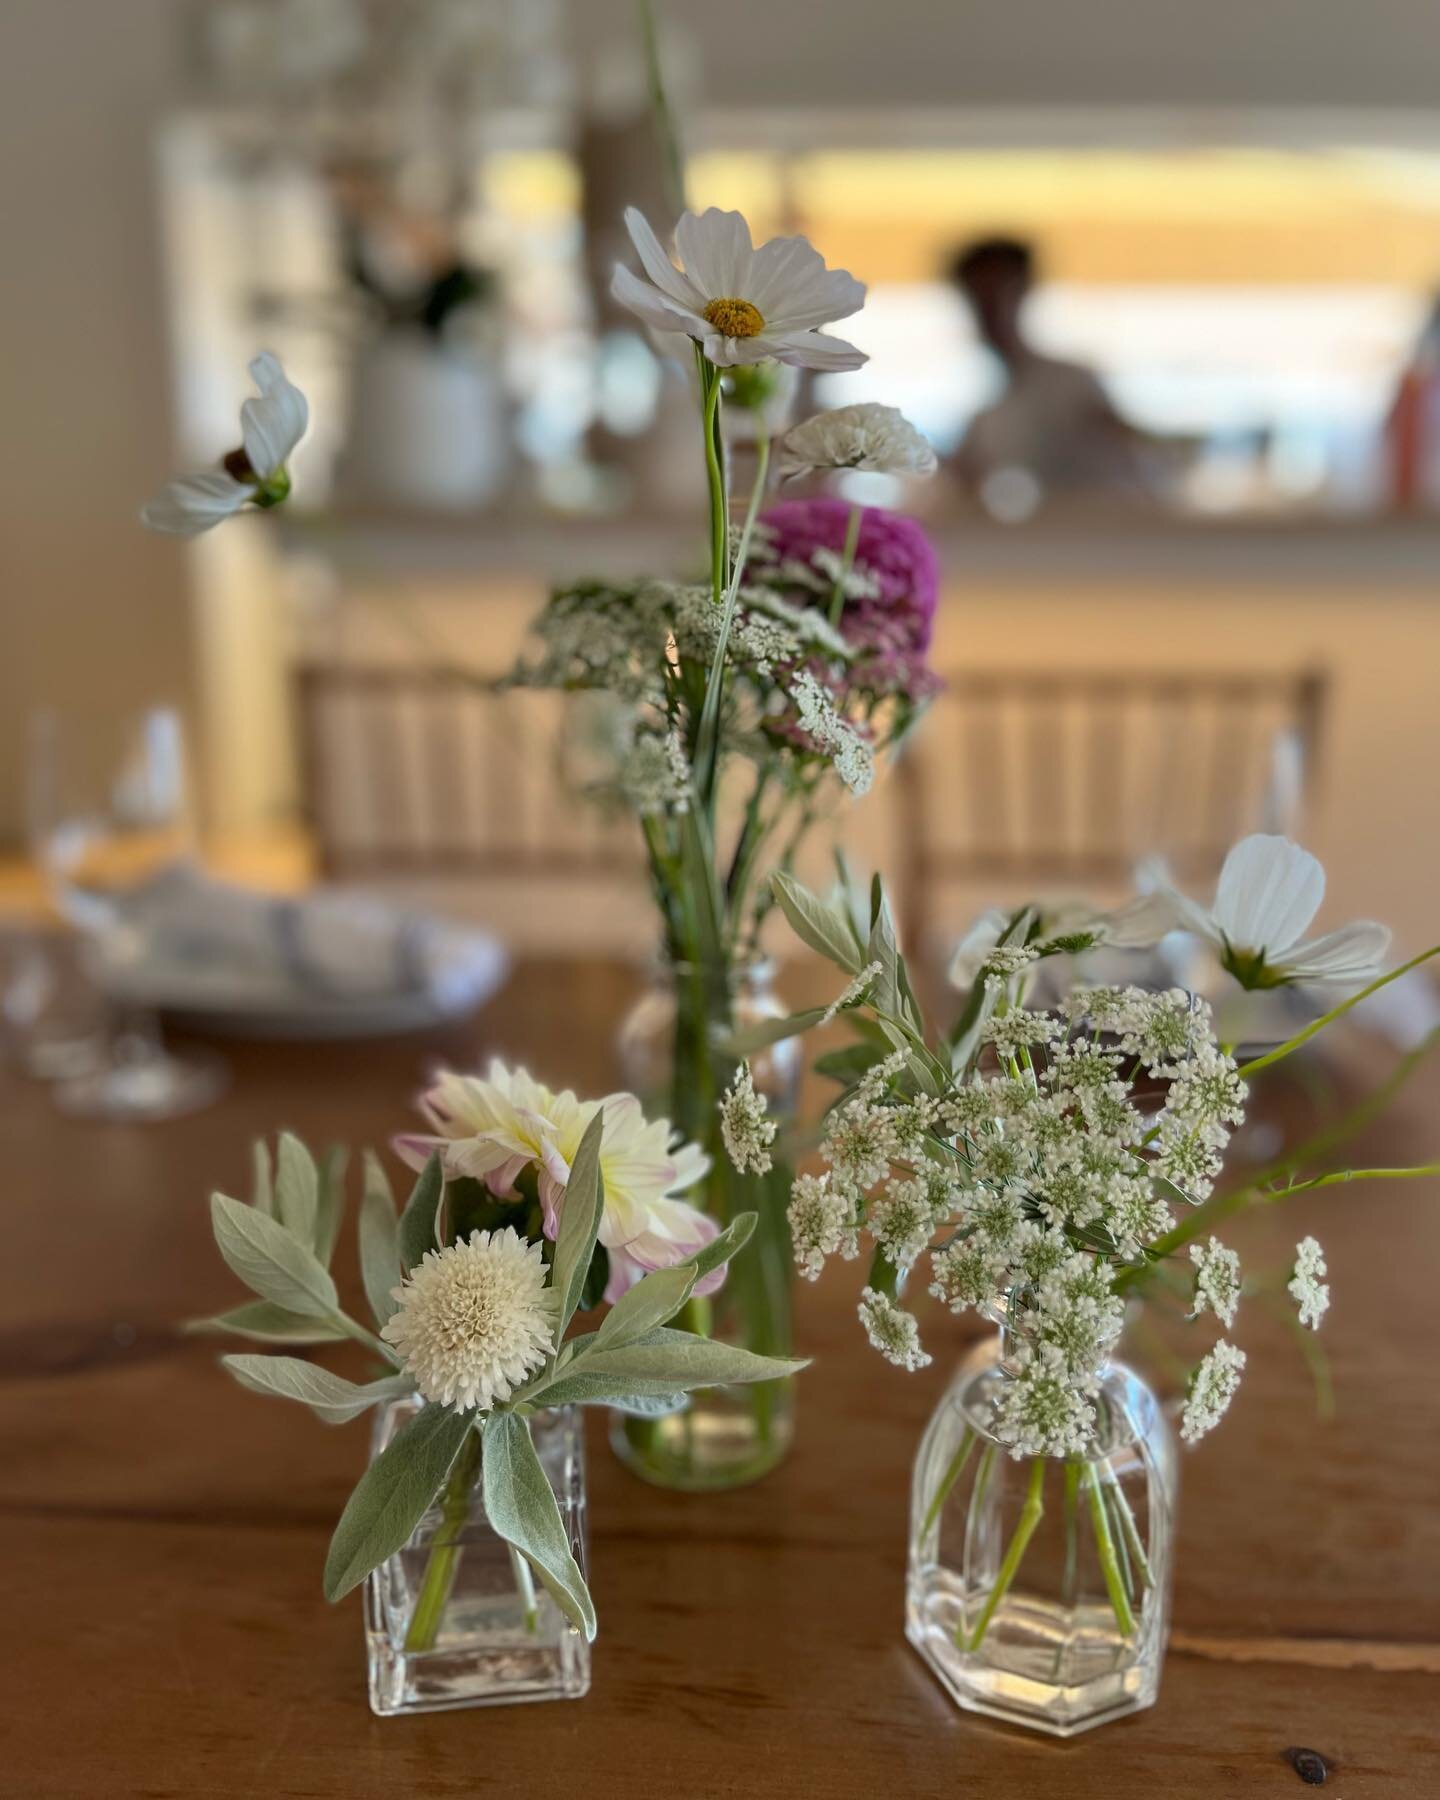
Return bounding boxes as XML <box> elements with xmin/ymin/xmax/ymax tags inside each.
<box><xmin>31</xmin><ymin>707</ymin><xmax>227</xmax><ymax>1121</ymax></box>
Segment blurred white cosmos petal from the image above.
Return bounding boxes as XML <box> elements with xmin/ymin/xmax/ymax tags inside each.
<box><xmin>612</xmin><ymin>206</ymin><xmax>867</xmax><ymax>372</ymax></box>
<box><xmin>141</xmin><ymin>351</ymin><xmax>308</xmax><ymax>535</ymax></box>
<box><xmin>777</xmin><ymin>403</ymin><xmax>938</xmax><ymax>480</ymax></box>
<box><xmin>1157</xmin><ymin>834</ymin><xmax>1391</xmax><ymax>989</ymax></box>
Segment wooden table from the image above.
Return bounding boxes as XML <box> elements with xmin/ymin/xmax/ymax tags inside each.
<box><xmin>4</xmin><ymin>958</ymin><xmax>1438</xmax><ymax>1797</ymax></box>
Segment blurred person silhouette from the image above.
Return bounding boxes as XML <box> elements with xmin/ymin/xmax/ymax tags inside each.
<box><xmin>949</xmin><ymin>236</ymin><xmax>1156</xmax><ymax>514</ymax></box>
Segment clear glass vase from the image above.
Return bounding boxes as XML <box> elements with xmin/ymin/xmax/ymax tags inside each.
<box><xmin>365</xmin><ymin>1398</ymin><xmax>590</xmax><ymax>1717</ymax></box>
<box><xmin>611</xmin><ymin>957</ymin><xmax>800</xmax><ymax>1491</ymax></box>
<box><xmin>906</xmin><ymin>1334</ymin><xmax>1176</xmax><ymax>1736</ymax></box>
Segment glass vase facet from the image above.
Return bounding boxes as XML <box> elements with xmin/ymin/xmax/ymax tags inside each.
<box><xmin>906</xmin><ymin>1335</ymin><xmax>1175</xmax><ymax>1736</ymax></box>
<box><xmin>611</xmin><ymin>957</ymin><xmax>799</xmax><ymax>1490</ymax></box>
<box><xmin>365</xmin><ymin>1398</ymin><xmax>590</xmax><ymax>1717</ymax></box>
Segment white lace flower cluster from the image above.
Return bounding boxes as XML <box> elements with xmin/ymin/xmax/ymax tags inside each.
<box><xmin>786</xmin><ymin>985</ymin><xmax>1260</xmax><ymax>1456</ymax></box>
<box><xmin>719</xmin><ymin>1062</ymin><xmax>778</xmax><ymax>1177</ymax></box>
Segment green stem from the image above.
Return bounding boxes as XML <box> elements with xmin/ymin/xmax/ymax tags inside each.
<box><xmin>1084</xmin><ymin>1462</ymin><xmax>1136</xmax><ymax>1638</ymax></box>
<box><xmin>1061</xmin><ymin>1459</ymin><xmax>1081</xmax><ymax>1606</ymax></box>
<box><xmin>507</xmin><ymin>1541</ymin><xmax>539</xmax><ymax>1634</ymax></box>
<box><xmin>636</xmin><ymin>0</ymin><xmax>686</xmax><ymax>219</ymax></box>
<box><xmin>962</xmin><ymin>1454</ymin><xmax>1045</xmax><ymax>1653</ymax></box>
<box><xmin>404</xmin><ymin>1427</ymin><xmax>482</xmax><ymax>1653</ymax></box>
<box><xmin>695</xmin><ymin>420</ymin><xmax>771</xmax><ymax>810</ymax></box>
<box><xmin>920</xmin><ymin>1427</ymin><xmax>976</xmax><ymax>1541</ymax></box>
<box><xmin>1235</xmin><ymin>944</ymin><xmax>1440</xmax><ymax>1078</ymax></box>
<box><xmin>330</xmin><ymin>1308</ymin><xmax>403</xmax><ymax>1368</ymax></box>
<box><xmin>827</xmin><ymin>502</ymin><xmax>863</xmax><ymax>627</ymax></box>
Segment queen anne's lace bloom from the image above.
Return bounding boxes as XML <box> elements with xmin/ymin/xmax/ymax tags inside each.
<box><xmin>995</xmin><ymin>1342</ymin><xmax>1097</xmax><ymax>1458</ymax></box>
<box><xmin>1181</xmin><ymin>1340</ymin><xmax>1247</xmax><ymax>1443</ymax></box>
<box><xmin>1288</xmin><ymin>1236</ymin><xmax>1330</xmax><ymax>1329</ymax></box>
<box><xmin>1189</xmin><ymin>1236</ymin><xmax>1243</xmax><ymax>1328</ymax></box>
<box><xmin>858</xmin><ymin>1287</ymin><xmax>931</xmax><ymax>1371</ymax></box>
<box><xmin>820</xmin><ymin>961</ymin><xmax>883</xmax><ymax>1025</ymax></box>
<box><xmin>788</xmin><ymin>1171</ymin><xmax>858</xmax><ymax>1278</ymax></box>
<box><xmin>382</xmin><ymin>1228</ymin><xmax>556</xmax><ymax>1414</ymax></box>
<box><xmin>718</xmin><ymin>1062</ymin><xmax>777</xmax><ymax>1177</ymax></box>
<box><xmin>790</xmin><ymin>670</ymin><xmax>875</xmax><ymax>796</ymax></box>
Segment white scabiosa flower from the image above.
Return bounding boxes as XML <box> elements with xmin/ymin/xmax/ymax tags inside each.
<box><xmin>1180</xmin><ymin>1339</ymin><xmax>1247</xmax><ymax>1444</ymax></box>
<box><xmin>612</xmin><ymin>207</ymin><xmax>867</xmax><ymax>372</ymax></box>
<box><xmin>1288</xmin><ymin>1236</ymin><xmax>1330</xmax><ymax>1329</ymax></box>
<box><xmin>381</xmin><ymin>1227</ymin><xmax>557</xmax><ymax>1414</ymax></box>
<box><xmin>1155</xmin><ymin>834</ymin><xmax>1391</xmax><ymax>991</ymax></box>
<box><xmin>776</xmin><ymin>403</ymin><xmax>937</xmax><ymax>480</ymax></box>
<box><xmin>1188</xmin><ymin>1236</ymin><xmax>1243</xmax><ymax>1329</ymax></box>
<box><xmin>142</xmin><ymin>351</ymin><xmax>308</xmax><ymax>535</ymax></box>
<box><xmin>718</xmin><ymin>1062</ymin><xmax>778</xmax><ymax>1177</ymax></box>
<box><xmin>858</xmin><ymin>1286</ymin><xmax>931</xmax><ymax>1371</ymax></box>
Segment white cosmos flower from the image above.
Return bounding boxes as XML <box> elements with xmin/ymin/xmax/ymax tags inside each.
<box><xmin>777</xmin><ymin>403</ymin><xmax>937</xmax><ymax>480</ymax></box>
<box><xmin>381</xmin><ymin>1226</ymin><xmax>557</xmax><ymax>1413</ymax></box>
<box><xmin>612</xmin><ymin>207</ymin><xmax>867</xmax><ymax>372</ymax></box>
<box><xmin>142</xmin><ymin>351</ymin><xmax>308</xmax><ymax>535</ymax></box>
<box><xmin>1156</xmin><ymin>834</ymin><xmax>1390</xmax><ymax>990</ymax></box>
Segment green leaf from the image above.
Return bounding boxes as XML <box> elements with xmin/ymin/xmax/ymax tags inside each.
<box><xmin>771</xmin><ymin>872</ymin><xmax>863</xmax><ymax>975</ymax></box>
<box><xmin>274</xmin><ymin>1132</ymin><xmax>320</xmax><ymax>1247</ymax></box>
<box><xmin>482</xmin><ymin>1411</ymin><xmax>596</xmax><ymax>1642</ymax></box>
<box><xmin>359</xmin><ymin>1151</ymin><xmax>403</xmax><ymax>1327</ymax></box>
<box><xmin>580</xmin><ymin>1326</ymin><xmax>807</xmax><ymax>1390</ymax></box>
<box><xmin>323</xmin><ymin>1404</ymin><xmax>474</xmax><ymax>1602</ymax></box>
<box><xmin>606</xmin><ymin>1391</ymin><xmax>689</xmax><ymax>1417</ymax></box>
<box><xmin>249</xmin><ymin>1140</ymin><xmax>274</xmax><ymax>1217</ymax></box>
<box><xmin>221</xmin><ymin>1354</ymin><xmax>413</xmax><ymax>1424</ymax></box>
<box><xmin>517</xmin><ymin>1367</ymin><xmax>694</xmax><ymax>1410</ymax></box>
<box><xmin>550</xmin><ymin>1112</ymin><xmax>605</xmax><ymax>1339</ymax></box>
<box><xmin>185</xmin><ymin>1299</ymin><xmax>348</xmax><ymax>1345</ymax></box>
<box><xmin>397</xmin><ymin>1154</ymin><xmax>445</xmax><ymax>1274</ymax></box>
<box><xmin>313</xmin><ymin>1144</ymin><xmax>349</xmax><ymax>1266</ymax></box>
<box><xmin>592</xmin><ymin>1263</ymin><xmax>696</xmax><ymax>1351</ymax></box>
<box><xmin>813</xmin><ymin>1042</ymin><xmax>889</xmax><ymax>1085</ymax></box>
<box><xmin>671</xmin><ymin>1211</ymin><xmax>756</xmax><ymax>1287</ymax></box>
<box><xmin>209</xmin><ymin>1193</ymin><xmax>340</xmax><ymax>1320</ymax></box>
<box><xmin>722</xmin><ymin>1006</ymin><xmax>829</xmax><ymax>1058</ymax></box>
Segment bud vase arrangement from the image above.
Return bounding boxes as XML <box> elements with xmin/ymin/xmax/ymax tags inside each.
<box><xmin>190</xmin><ymin>1084</ymin><xmax>802</xmax><ymax>1715</ymax></box>
<box><xmin>753</xmin><ymin>835</ymin><xmax>1435</xmax><ymax>1733</ymax></box>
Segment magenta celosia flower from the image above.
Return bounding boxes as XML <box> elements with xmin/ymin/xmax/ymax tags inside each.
<box><xmin>757</xmin><ymin>496</ymin><xmax>940</xmax><ymax>660</ymax></box>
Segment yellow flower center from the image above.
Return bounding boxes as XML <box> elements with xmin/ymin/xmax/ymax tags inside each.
<box><xmin>702</xmin><ymin>296</ymin><xmax>765</xmax><ymax>339</ymax></box>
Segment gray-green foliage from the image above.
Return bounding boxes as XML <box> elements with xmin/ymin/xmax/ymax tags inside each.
<box><xmin>195</xmin><ymin>1123</ymin><xmax>807</xmax><ymax>1635</ymax></box>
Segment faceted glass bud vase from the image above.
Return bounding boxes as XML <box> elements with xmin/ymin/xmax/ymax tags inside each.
<box><xmin>611</xmin><ymin>957</ymin><xmax>799</xmax><ymax>1491</ymax></box>
<box><xmin>365</xmin><ymin>1399</ymin><xmax>591</xmax><ymax>1717</ymax></box>
<box><xmin>907</xmin><ymin>1335</ymin><xmax>1176</xmax><ymax>1736</ymax></box>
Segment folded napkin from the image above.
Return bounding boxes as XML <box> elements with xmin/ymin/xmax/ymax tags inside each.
<box><xmin>96</xmin><ymin>860</ymin><xmax>508</xmax><ymax>1014</ymax></box>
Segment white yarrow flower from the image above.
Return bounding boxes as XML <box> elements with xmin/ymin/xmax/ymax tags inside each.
<box><xmin>1189</xmin><ymin>1235</ymin><xmax>1243</xmax><ymax>1329</ymax></box>
<box><xmin>718</xmin><ymin>1062</ymin><xmax>777</xmax><ymax>1177</ymax></box>
<box><xmin>1181</xmin><ymin>1339</ymin><xmax>1247</xmax><ymax>1444</ymax></box>
<box><xmin>858</xmin><ymin>1286</ymin><xmax>931</xmax><ymax>1371</ymax></box>
<box><xmin>777</xmin><ymin>403</ymin><xmax>936</xmax><ymax>480</ymax></box>
<box><xmin>381</xmin><ymin>1227</ymin><xmax>557</xmax><ymax>1414</ymax></box>
<box><xmin>1155</xmin><ymin>834</ymin><xmax>1391</xmax><ymax>990</ymax></box>
<box><xmin>1288</xmin><ymin>1236</ymin><xmax>1330</xmax><ymax>1329</ymax></box>
<box><xmin>142</xmin><ymin>351</ymin><xmax>309</xmax><ymax>535</ymax></box>
<box><xmin>612</xmin><ymin>207</ymin><xmax>867</xmax><ymax>372</ymax></box>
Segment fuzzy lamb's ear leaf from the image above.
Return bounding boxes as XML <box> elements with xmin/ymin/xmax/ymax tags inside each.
<box><xmin>323</xmin><ymin>1405</ymin><xmax>473</xmax><ymax>1602</ymax></box>
<box><xmin>722</xmin><ymin>1007</ymin><xmax>828</xmax><ymax>1058</ymax></box>
<box><xmin>397</xmin><ymin>1153</ymin><xmax>445</xmax><ymax>1274</ymax></box>
<box><xmin>275</xmin><ymin>1132</ymin><xmax>320</xmax><ymax>1247</ymax></box>
<box><xmin>550</xmin><ymin>1112</ymin><xmax>605</xmax><ymax>1338</ymax></box>
<box><xmin>185</xmin><ymin>1300</ymin><xmax>347</xmax><ymax>1345</ymax></box>
<box><xmin>313</xmin><ymin>1144</ymin><xmax>349</xmax><ymax>1266</ymax></box>
<box><xmin>580</xmin><ymin>1327</ymin><xmax>807</xmax><ymax>1391</ymax></box>
<box><xmin>482</xmin><ymin>1411</ymin><xmax>596</xmax><ymax>1642</ymax></box>
<box><xmin>670</xmin><ymin>1211</ymin><xmax>756</xmax><ymax>1286</ymax></box>
<box><xmin>771</xmin><ymin>873</ymin><xmax>863</xmax><ymax>976</ymax></box>
<box><xmin>210</xmin><ymin>1193</ymin><xmax>340</xmax><ymax>1321</ymax></box>
<box><xmin>592</xmin><ymin>1263</ymin><xmax>696</xmax><ymax>1352</ymax></box>
<box><xmin>221</xmin><ymin>1354</ymin><xmax>413</xmax><ymax>1425</ymax></box>
<box><xmin>249</xmin><ymin>1140</ymin><xmax>274</xmax><ymax>1217</ymax></box>
<box><xmin>359</xmin><ymin>1151</ymin><xmax>403</xmax><ymax>1327</ymax></box>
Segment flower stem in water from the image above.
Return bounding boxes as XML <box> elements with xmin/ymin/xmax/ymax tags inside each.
<box><xmin>962</xmin><ymin>1453</ymin><xmax>1046</xmax><ymax>1653</ymax></box>
<box><xmin>404</xmin><ymin>1427</ymin><xmax>483</xmax><ymax>1654</ymax></box>
<box><xmin>1084</xmin><ymin>1462</ymin><xmax>1137</xmax><ymax>1638</ymax></box>
<box><xmin>920</xmin><ymin>1427</ymin><xmax>975</xmax><ymax>1542</ymax></box>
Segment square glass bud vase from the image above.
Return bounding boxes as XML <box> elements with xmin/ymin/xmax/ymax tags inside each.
<box><xmin>365</xmin><ymin>1398</ymin><xmax>591</xmax><ymax>1717</ymax></box>
<box><xmin>906</xmin><ymin>1336</ymin><xmax>1175</xmax><ymax>1737</ymax></box>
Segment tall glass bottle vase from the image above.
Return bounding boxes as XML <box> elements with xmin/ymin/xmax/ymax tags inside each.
<box><xmin>366</xmin><ymin>1398</ymin><xmax>590</xmax><ymax>1716</ymax></box>
<box><xmin>906</xmin><ymin>1335</ymin><xmax>1176</xmax><ymax>1736</ymax></box>
<box><xmin>612</xmin><ymin>957</ymin><xmax>800</xmax><ymax>1490</ymax></box>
